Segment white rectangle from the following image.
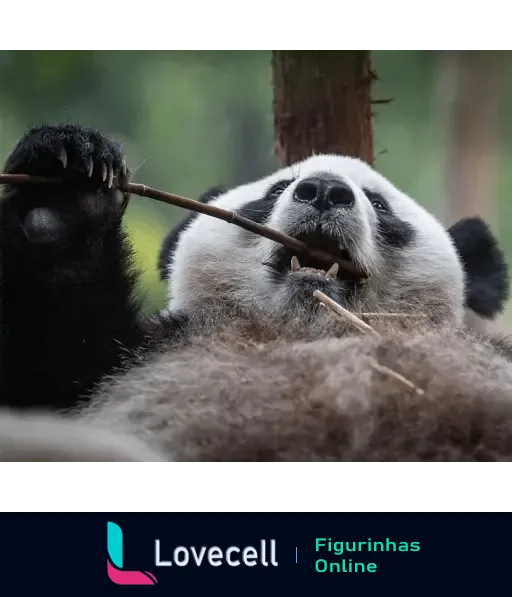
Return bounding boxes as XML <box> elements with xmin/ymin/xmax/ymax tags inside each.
<box><xmin>384</xmin><ymin>480</ymin><xmax>489</xmax><ymax>505</ymax></box>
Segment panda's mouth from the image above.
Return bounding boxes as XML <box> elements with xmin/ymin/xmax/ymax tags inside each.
<box><xmin>265</xmin><ymin>229</ymin><xmax>353</xmax><ymax>280</ymax></box>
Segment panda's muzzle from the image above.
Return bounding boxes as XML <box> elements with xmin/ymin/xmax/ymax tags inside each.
<box><xmin>265</xmin><ymin>227</ymin><xmax>353</xmax><ymax>281</ymax></box>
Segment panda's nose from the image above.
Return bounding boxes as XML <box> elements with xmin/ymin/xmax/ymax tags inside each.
<box><xmin>293</xmin><ymin>177</ymin><xmax>355</xmax><ymax>210</ymax></box>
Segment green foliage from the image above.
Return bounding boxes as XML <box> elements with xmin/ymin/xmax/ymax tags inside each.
<box><xmin>0</xmin><ymin>50</ymin><xmax>510</xmax><ymax>319</ymax></box>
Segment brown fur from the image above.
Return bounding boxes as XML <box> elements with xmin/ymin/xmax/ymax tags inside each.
<box><xmin>1</xmin><ymin>306</ymin><xmax>512</xmax><ymax>461</ymax></box>
<box><xmin>1</xmin><ymin>291</ymin><xmax>512</xmax><ymax>461</ymax></box>
<box><xmin>58</xmin><ymin>312</ymin><xmax>512</xmax><ymax>462</ymax></box>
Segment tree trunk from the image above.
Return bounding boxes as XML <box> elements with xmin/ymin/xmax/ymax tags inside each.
<box><xmin>272</xmin><ymin>51</ymin><xmax>374</xmax><ymax>166</ymax></box>
<box><xmin>443</xmin><ymin>51</ymin><xmax>502</xmax><ymax>224</ymax></box>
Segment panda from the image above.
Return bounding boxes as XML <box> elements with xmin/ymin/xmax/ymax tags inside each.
<box><xmin>158</xmin><ymin>156</ymin><xmax>508</xmax><ymax>328</ymax></box>
<box><xmin>1</xmin><ymin>123</ymin><xmax>512</xmax><ymax>462</ymax></box>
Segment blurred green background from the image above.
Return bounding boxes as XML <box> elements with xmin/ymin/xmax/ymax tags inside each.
<box><xmin>1</xmin><ymin>51</ymin><xmax>510</xmax><ymax>320</ymax></box>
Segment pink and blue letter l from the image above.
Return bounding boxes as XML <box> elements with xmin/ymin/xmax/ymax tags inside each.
<box><xmin>107</xmin><ymin>522</ymin><xmax>157</xmax><ymax>585</ymax></box>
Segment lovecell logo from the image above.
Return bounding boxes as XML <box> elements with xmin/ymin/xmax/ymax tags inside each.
<box><xmin>107</xmin><ymin>522</ymin><xmax>158</xmax><ymax>585</ymax></box>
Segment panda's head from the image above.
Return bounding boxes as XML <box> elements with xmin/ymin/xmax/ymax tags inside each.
<box><xmin>160</xmin><ymin>155</ymin><xmax>508</xmax><ymax>326</ymax></box>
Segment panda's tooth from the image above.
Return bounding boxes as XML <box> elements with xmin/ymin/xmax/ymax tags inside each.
<box><xmin>326</xmin><ymin>263</ymin><xmax>339</xmax><ymax>278</ymax></box>
<box><xmin>291</xmin><ymin>256</ymin><xmax>301</xmax><ymax>272</ymax></box>
<box><xmin>101</xmin><ymin>162</ymin><xmax>107</xmax><ymax>182</ymax></box>
<box><xmin>87</xmin><ymin>157</ymin><xmax>94</xmax><ymax>177</ymax></box>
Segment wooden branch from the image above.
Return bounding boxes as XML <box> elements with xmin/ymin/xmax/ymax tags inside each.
<box><xmin>314</xmin><ymin>290</ymin><xmax>380</xmax><ymax>339</ymax></box>
<box><xmin>0</xmin><ymin>174</ymin><xmax>63</xmax><ymax>185</ymax></box>
<box><xmin>369</xmin><ymin>360</ymin><xmax>425</xmax><ymax>396</ymax></box>
<box><xmin>272</xmin><ymin>51</ymin><xmax>375</xmax><ymax>165</ymax></box>
<box><xmin>0</xmin><ymin>173</ymin><xmax>366</xmax><ymax>280</ymax></box>
<box><xmin>356</xmin><ymin>312</ymin><xmax>427</xmax><ymax>319</ymax></box>
<box><xmin>314</xmin><ymin>289</ymin><xmax>425</xmax><ymax>396</ymax></box>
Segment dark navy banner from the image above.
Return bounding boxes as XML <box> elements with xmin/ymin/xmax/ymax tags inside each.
<box><xmin>0</xmin><ymin>513</ymin><xmax>508</xmax><ymax>595</ymax></box>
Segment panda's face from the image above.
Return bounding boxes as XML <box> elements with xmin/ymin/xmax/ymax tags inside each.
<box><xmin>166</xmin><ymin>155</ymin><xmax>479</xmax><ymax>324</ymax></box>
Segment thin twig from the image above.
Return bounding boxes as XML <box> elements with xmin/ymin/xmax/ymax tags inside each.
<box><xmin>0</xmin><ymin>173</ymin><xmax>365</xmax><ymax>281</ymax></box>
<box><xmin>314</xmin><ymin>289</ymin><xmax>425</xmax><ymax>396</ymax></box>
<box><xmin>369</xmin><ymin>359</ymin><xmax>425</xmax><ymax>396</ymax></box>
<box><xmin>356</xmin><ymin>313</ymin><xmax>427</xmax><ymax>318</ymax></box>
<box><xmin>313</xmin><ymin>290</ymin><xmax>381</xmax><ymax>339</ymax></box>
<box><xmin>0</xmin><ymin>174</ymin><xmax>62</xmax><ymax>185</ymax></box>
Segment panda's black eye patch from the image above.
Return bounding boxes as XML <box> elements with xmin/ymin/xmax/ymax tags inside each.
<box><xmin>372</xmin><ymin>200</ymin><xmax>387</xmax><ymax>212</ymax></box>
<box><xmin>237</xmin><ymin>178</ymin><xmax>295</xmax><ymax>225</ymax></box>
<box><xmin>363</xmin><ymin>188</ymin><xmax>415</xmax><ymax>249</ymax></box>
<box><xmin>266</xmin><ymin>178</ymin><xmax>295</xmax><ymax>201</ymax></box>
<box><xmin>364</xmin><ymin>189</ymin><xmax>390</xmax><ymax>213</ymax></box>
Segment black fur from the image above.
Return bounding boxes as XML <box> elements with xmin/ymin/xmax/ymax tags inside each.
<box><xmin>237</xmin><ymin>178</ymin><xmax>295</xmax><ymax>224</ymax></box>
<box><xmin>157</xmin><ymin>185</ymin><xmax>227</xmax><ymax>281</ymax></box>
<box><xmin>448</xmin><ymin>217</ymin><xmax>509</xmax><ymax>319</ymax></box>
<box><xmin>158</xmin><ymin>178</ymin><xmax>295</xmax><ymax>281</ymax></box>
<box><xmin>364</xmin><ymin>189</ymin><xmax>416</xmax><ymax>249</ymax></box>
<box><xmin>0</xmin><ymin>124</ymin><xmax>182</xmax><ymax>411</ymax></box>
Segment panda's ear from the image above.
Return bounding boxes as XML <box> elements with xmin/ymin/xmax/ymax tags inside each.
<box><xmin>448</xmin><ymin>217</ymin><xmax>509</xmax><ymax>319</ymax></box>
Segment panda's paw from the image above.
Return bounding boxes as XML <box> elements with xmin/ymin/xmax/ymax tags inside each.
<box><xmin>4</xmin><ymin>123</ymin><xmax>128</xmax><ymax>184</ymax></box>
<box><xmin>1</xmin><ymin>123</ymin><xmax>130</xmax><ymax>246</ymax></box>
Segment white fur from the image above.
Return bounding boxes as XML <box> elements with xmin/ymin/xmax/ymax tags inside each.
<box><xmin>0</xmin><ymin>410</ymin><xmax>163</xmax><ymax>461</ymax></box>
<box><xmin>168</xmin><ymin>155</ymin><xmax>466</xmax><ymax>324</ymax></box>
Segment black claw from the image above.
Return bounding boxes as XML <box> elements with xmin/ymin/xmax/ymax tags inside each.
<box><xmin>3</xmin><ymin>124</ymin><xmax>127</xmax><ymax>204</ymax></box>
